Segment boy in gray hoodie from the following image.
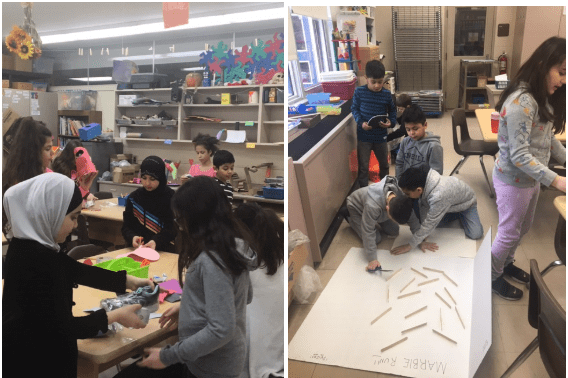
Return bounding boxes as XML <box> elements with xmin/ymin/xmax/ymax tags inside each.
<box><xmin>390</xmin><ymin>168</ymin><xmax>484</xmax><ymax>255</ymax></box>
<box><xmin>344</xmin><ymin>176</ymin><xmax>421</xmax><ymax>271</ymax></box>
<box><xmin>395</xmin><ymin>104</ymin><xmax>443</xmax><ymax>179</ymax></box>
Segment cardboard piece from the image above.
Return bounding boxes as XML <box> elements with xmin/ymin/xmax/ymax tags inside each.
<box><xmin>160</xmin><ymin>279</ymin><xmax>183</xmax><ymax>294</ymax></box>
<box><xmin>2</xmin><ymin>107</ymin><xmax>20</xmax><ymax>136</ymax></box>
<box><xmin>288</xmin><ymin>228</ymin><xmax>492</xmax><ymax>378</ymax></box>
<box><xmin>112</xmin><ymin>164</ymin><xmax>140</xmax><ymax>183</ymax></box>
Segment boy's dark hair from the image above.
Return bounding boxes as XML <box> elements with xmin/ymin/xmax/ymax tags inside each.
<box><xmin>388</xmin><ymin>194</ymin><xmax>414</xmax><ymax>224</ymax></box>
<box><xmin>398</xmin><ymin>167</ymin><xmax>429</xmax><ymax>191</ymax></box>
<box><xmin>365</xmin><ymin>60</ymin><xmax>386</xmax><ymax>79</ymax></box>
<box><xmin>396</xmin><ymin>93</ymin><xmax>412</xmax><ymax>108</ymax></box>
<box><xmin>51</xmin><ymin>140</ymin><xmax>84</xmax><ymax>178</ymax></box>
<box><xmin>193</xmin><ymin>133</ymin><xmax>219</xmax><ymax>155</ymax></box>
<box><xmin>234</xmin><ymin>202</ymin><xmax>284</xmax><ymax>276</ymax></box>
<box><xmin>401</xmin><ymin>104</ymin><xmax>426</xmax><ymax>125</ymax></box>
<box><xmin>213</xmin><ymin>150</ymin><xmax>235</xmax><ymax>167</ymax></box>
<box><xmin>172</xmin><ymin>176</ymin><xmax>255</xmax><ymax>285</ymax></box>
<box><xmin>496</xmin><ymin>36</ymin><xmax>565</xmax><ymax>135</ymax></box>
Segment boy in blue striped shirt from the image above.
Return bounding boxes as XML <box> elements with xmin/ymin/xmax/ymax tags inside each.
<box><xmin>351</xmin><ymin>60</ymin><xmax>397</xmax><ymax>187</ymax></box>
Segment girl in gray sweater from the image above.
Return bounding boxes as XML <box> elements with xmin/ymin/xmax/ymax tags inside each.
<box><xmin>491</xmin><ymin>37</ymin><xmax>566</xmax><ymax>301</ymax></box>
<box><xmin>116</xmin><ymin>176</ymin><xmax>258</xmax><ymax>378</ymax></box>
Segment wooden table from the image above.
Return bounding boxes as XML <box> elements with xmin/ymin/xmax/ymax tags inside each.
<box><xmin>75</xmin><ymin>248</ymin><xmax>179</xmax><ymax>378</ymax></box>
<box><xmin>554</xmin><ymin>196</ymin><xmax>566</xmax><ymax>220</ymax></box>
<box><xmin>2</xmin><ymin>233</ymin><xmax>7</xmax><ymax>246</ymax></box>
<box><xmin>475</xmin><ymin>108</ymin><xmax>566</xmax><ymax>143</ymax></box>
<box><xmin>81</xmin><ymin>198</ymin><xmax>125</xmax><ymax>246</ymax></box>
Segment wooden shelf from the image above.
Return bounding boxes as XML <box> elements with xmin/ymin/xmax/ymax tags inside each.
<box><xmin>264</xmin><ymin>121</ymin><xmax>284</xmax><ymax>124</ymax></box>
<box><xmin>58</xmin><ymin>134</ymin><xmax>80</xmax><ymax>139</ymax></box>
<box><xmin>2</xmin><ymin>69</ymin><xmax>51</xmax><ymax>80</ymax></box>
<box><xmin>183</xmin><ymin>104</ymin><xmax>259</xmax><ymax>107</ymax></box>
<box><xmin>115</xmin><ymin>88</ymin><xmax>172</xmax><ymax>92</ymax></box>
<box><xmin>117</xmin><ymin>104</ymin><xmax>179</xmax><ymax>108</ymax></box>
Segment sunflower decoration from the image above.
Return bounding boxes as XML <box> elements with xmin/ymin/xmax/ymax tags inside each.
<box><xmin>18</xmin><ymin>39</ymin><xmax>34</xmax><ymax>60</ymax></box>
<box><xmin>5</xmin><ymin>25</ymin><xmax>40</xmax><ymax>59</ymax></box>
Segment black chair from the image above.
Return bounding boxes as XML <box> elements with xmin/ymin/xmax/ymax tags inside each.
<box><xmin>538</xmin><ymin>211</ymin><xmax>566</xmax><ymax>279</ymax></box>
<box><xmin>500</xmin><ymin>260</ymin><xmax>566</xmax><ymax>377</ymax></box>
<box><xmin>449</xmin><ymin>108</ymin><xmax>499</xmax><ymax>198</ymax></box>
<box><xmin>67</xmin><ymin>244</ymin><xmax>105</xmax><ymax>260</ymax></box>
<box><xmin>93</xmin><ymin>191</ymin><xmax>113</xmax><ymax>200</ymax></box>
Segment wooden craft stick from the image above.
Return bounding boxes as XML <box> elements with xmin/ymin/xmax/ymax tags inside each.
<box><xmin>386</xmin><ymin>268</ymin><xmax>402</xmax><ymax>282</ymax></box>
<box><xmin>455</xmin><ymin>306</ymin><xmax>465</xmax><ymax>329</ymax></box>
<box><xmin>443</xmin><ymin>272</ymin><xmax>458</xmax><ymax>287</ymax></box>
<box><xmin>423</xmin><ymin>266</ymin><xmax>444</xmax><ymax>273</ymax></box>
<box><xmin>371</xmin><ymin>307</ymin><xmax>392</xmax><ymax>325</ymax></box>
<box><xmin>401</xmin><ymin>322</ymin><xmax>427</xmax><ymax>335</ymax></box>
<box><xmin>417</xmin><ymin>278</ymin><xmax>439</xmax><ymax>287</ymax></box>
<box><xmin>411</xmin><ymin>267</ymin><xmax>428</xmax><ymax>278</ymax></box>
<box><xmin>405</xmin><ymin>305</ymin><xmax>427</xmax><ymax>319</ymax></box>
<box><xmin>432</xmin><ymin>329</ymin><xmax>457</xmax><ymax>344</ymax></box>
<box><xmin>444</xmin><ymin>287</ymin><xmax>456</xmax><ymax>305</ymax></box>
<box><xmin>435</xmin><ymin>292</ymin><xmax>451</xmax><ymax>309</ymax></box>
<box><xmin>398</xmin><ymin>290</ymin><xmax>421</xmax><ymax>299</ymax></box>
<box><xmin>400</xmin><ymin>278</ymin><xmax>415</xmax><ymax>293</ymax></box>
<box><xmin>381</xmin><ymin>336</ymin><xmax>408</xmax><ymax>352</ymax></box>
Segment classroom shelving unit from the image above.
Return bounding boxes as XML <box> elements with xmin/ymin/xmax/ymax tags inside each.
<box><xmin>58</xmin><ymin>110</ymin><xmax>102</xmax><ymax>146</ymax></box>
<box><xmin>114</xmin><ymin>85</ymin><xmax>284</xmax><ymax>146</ymax></box>
<box><xmin>458</xmin><ymin>59</ymin><xmax>494</xmax><ymax>112</ymax></box>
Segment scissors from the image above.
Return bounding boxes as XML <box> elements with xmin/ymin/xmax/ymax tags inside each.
<box><xmin>367</xmin><ymin>266</ymin><xmax>393</xmax><ymax>273</ymax></box>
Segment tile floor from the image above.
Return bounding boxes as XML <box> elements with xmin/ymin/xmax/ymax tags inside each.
<box><xmin>288</xmin><ymin>111</ymin><xmax>566</xmax><ymax>378</ymax></box>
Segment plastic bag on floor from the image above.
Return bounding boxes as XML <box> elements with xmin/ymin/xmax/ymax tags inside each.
<box><xmin>288</xmin><ymin>229</ymin><xmax>310</xmax><ymax>254</ymax></box>
<box><xmin>292</xmin><ymin>265</ymin><xmax>323</xmax><ymax>304</ymax></box>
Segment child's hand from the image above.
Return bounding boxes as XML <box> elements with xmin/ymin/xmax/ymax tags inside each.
<box><xmin>551</xmin><ymin>175</ymin><xmax>566</xmax><ymax>193</ymax></box>
<box><xmin>109</xmin><ymin>304</ymin><xmax>146</xmax><ymax>329</ymax></box>
<box><xmin>180</xmin><ymin>176</ymin><xmax>189</xmax><ymax>184</ymax></box>
<box><xmin>419</xmin><ymin>241</ymin><xmax>439</xmax><ymax>252</ymax></box>
<box><xmin>144</xmin><ymin>240</ymin><xmax>157</xmax><ymax>250</ymax></box>
<box><xmin>362</xmin><ymin>122</ymin><xmax>372</xmax><ymax>131</ymax></box>
<box><xmin>366</xmin><ymin>260</ymin><xmax>381</xmax><ymax>271</ymax></box>
<box><xmin>379</xmin><ymin>119</ymin><xmax>391</xmax><ymax>128</ymax></box>
<box><xmin>137</xmin><ymin>347</ymin><xmax>167</xmax><ymax>370</ymax></box>
<box><xmin>126</xmin><ymin>275</ymin><xmax>155</xmax><ymax>291</ymax></box>
<box><xmin>132</xmin><ymin>236</ymin><xmax>143</xmax><ymax>248</ymax></box>
<box><xmin>391</xmin><ymin>244</ymin><xmax>411</xmax><ymax>255</ymax></box>
<box><xmin>159</xmin><ymin>302</ymin><xmax>180</xmax><ymax>329</ymax></box>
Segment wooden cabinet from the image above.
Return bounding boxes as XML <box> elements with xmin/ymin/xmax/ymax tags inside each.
<box><xmin>57</xmin><ymin>110</ymin><xmax>102</xmax><ymax>146</ymax></box>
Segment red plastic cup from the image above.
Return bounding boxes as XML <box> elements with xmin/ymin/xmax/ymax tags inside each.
<box><xmin>491</xmin><ymin>112</ymin><xmax>499</xmax><ymax>133</ymax></box>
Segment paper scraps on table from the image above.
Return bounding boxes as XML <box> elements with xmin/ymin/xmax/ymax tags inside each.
<box><xmin>117</xmin><ymin>247</ymin><xmax>160</xmax><ymax>262</ymax></box>
<box><xmin>160</xmin><ymin>279</ymin><xmax>183</xmax><ymax>294</ymax></box>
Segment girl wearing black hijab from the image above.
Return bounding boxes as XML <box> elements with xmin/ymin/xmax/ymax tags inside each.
<box><xmin>2</xmin><ymin>173</ymin><xmax>152</xmax><ymax>378</ymax></box>
<box><xmin>122</xmin><ymin>156</ymin><xmax>176</xmax><ymax>252</ymax></box>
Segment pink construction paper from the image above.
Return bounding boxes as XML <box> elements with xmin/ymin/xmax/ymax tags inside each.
<box><xmin>160</xmin><ymin>279</ymin><xmax>183</xmax><ymax>294</ymax></box>
<box><xmin>117</xmin><ymin>247</ymin><xmax>160</xmax><ymax>262</ymax></box>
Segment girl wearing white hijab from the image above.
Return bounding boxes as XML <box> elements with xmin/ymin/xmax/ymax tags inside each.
<box><xmin>2</xmin><ymin>173</ymin><xmax>153</xmax><ymax>378</ymax></box>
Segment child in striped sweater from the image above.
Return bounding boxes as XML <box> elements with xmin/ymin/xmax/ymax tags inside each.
<box><xmin>351</xmin><ymin>60</ymin><xmax>397</xmax><ymax>187</ymax></box>
<box><xmin>213</xmin><ymin>150</ymin><xmax>235</xmax><ymax>206</ymax></box>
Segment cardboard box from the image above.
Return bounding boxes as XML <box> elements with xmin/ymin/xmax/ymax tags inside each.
<box><xmin>112</xmin><ymin>164</ymin><xmax>141</xmax><ymax>183</ymax></box>
<box><xmin>11</xmin><ymin>82</ymin><xmax>32</xmax><ymax>90</ymax></box>
<box><xmin>110</xmin><ymin>153</ymin><xmax>134</xmax><ymax>163</ymax></box>
<box><xmin>466</xmin><ymin>102</ymin><xmax>489</xmax><ymax>111</ymax></box>
<box><xmin>477</xmin><ymin>75</ymin><xmax>487</xmax><ymax>88</ymax></box>
<box><xmin>2</xmin><ymin>80</ymin><xmax>9</xmax><ymax>88</ymax></box>
<box><xmin>12</xmin><ymin>54</ymin><xmax>32</xmax><ymax>72</ymax></box>
<box><xmin>2</xmin><ymin>54</ymin><xmax>14</xmax><ymax>70</ymax></box>
<box><xmin>288</xmin><ymin>242</ymin><xmax>310</xmax><ymax>306</ymax></box>
<box><xmin>358</xmin><ymin>45</ymin><xmax>380</xmax><ymax>71</ymax></box>
<box><xmin>2</xmin><ymin>107</ymin><xmax>20</xmax><ymax>136</ymax></box>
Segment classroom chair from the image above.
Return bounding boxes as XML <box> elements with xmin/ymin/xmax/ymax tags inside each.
<box><xmin>500</xmin><ymin>260</ymin><xmax>566</xmax><ymax>378</ymax></box>
<box><xmin>449</xmin><ymin>108</ymin><xmax>499</xmax><ymax>198</ymax></box>
<box><xmin>536</xmin><ymin>210</ymin><xmax>566</xmax><ymax>281</ymax></box>
<box><xmin>67</xmin><ymin>244</ymin><xmax>106</xmax><ymax>260</ymax></box>
<box><xmin>93</xmin><ymin>191</ymin><xmax>113</xmax><ymax>200</ymax></box>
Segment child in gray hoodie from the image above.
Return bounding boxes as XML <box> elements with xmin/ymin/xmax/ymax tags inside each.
<box><xmin>395</xmin><ymin>104</ymin><xmax>443</xmax><ymax>179</ymax></box>
<box><xmin>391</xmin><ymin>168</ymin><xmax>484</xmax><ymax>255</ymax></box>
<box><xmin>120</xmin><ymin>176</ymin><xmax>258</xmax><ymax>378</ymax></box>
<box><xmin>344</xmin><ymin>175</ymin><xmax>421</xmax><ymax>271</ymax></box>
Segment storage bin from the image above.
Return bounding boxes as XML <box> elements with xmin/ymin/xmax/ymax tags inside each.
<box><xmin>147</xmin><ymin>119</ymin><xmax>162</xmax><ymax>126</ymax></box>
<box><xmin>320</xmin><ymin>78</ymin><xmax>358</xmax><ymax>100</ymax></box>
<box><xmin>58</xmin><ymin>90</ymin><xmax>97</xmax><ymax>110</ymax></box>
<box><xmin>162</xmin><ymin>120</ymin><xmax>177</xmax><ymax>126</ymax></box>
<box><xmin>116</xmin><ymin>119</ymin><xmax>132</xmax><ymax>125</ymax></box>
<box><xmin>132</xmin><ymin>120</ymin><xmax>150</xmax><ymax>125</ymax></box>
<box><xmin>79</xmin><ymin>123</ymin><xmax>101</xmax><ymax>141</ymax></box>
<box><xmin>94</xmin><ymin>257</ymin><xmax>149</xmax><ymax>278</ymax></box>
<box><xmin>31</xmin><ymin>82</ymin><xmax>48</xmax><ymax>92</ymax></box>
<box><xmin>263</xmin><ymin>186</ymin><xmax>284</xmax><ymax>200</ymax></box>
<box><xmin>495</xmin><ymin>80</ymin><xmax>509</xmax><ymax>89</ymax></box>
<box><xmin>118</xmin><ymin>194</ymin><xmax>129</xmax><ymax>206</ymax></box>
<box><xmin>471</xmin><ymin>94</ymin><xmax>485</xmax><ymax>104</ymax></box>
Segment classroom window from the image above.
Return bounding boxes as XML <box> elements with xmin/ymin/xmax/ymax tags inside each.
<box><xmin>290</xmin><ymin>12</ymin><xmax>334</xmax><ymax>92</ymax></box>
<box><xmin>288</xmin><ymin>60</ymin><xmax>305</xmax><ymax>106</ymax></box>
<box><xmin>454</xmin><ymin>7</ymin><xmax>487</xmax><ymax>56</ymax></box>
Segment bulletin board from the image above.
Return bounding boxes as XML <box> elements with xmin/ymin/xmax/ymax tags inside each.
<box><xmin>288</xmin><ymin>227</ymin><xmax>492</xmax><ymax>378</ymax></box>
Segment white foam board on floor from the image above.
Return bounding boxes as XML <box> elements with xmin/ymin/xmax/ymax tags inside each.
<box><xmin>391</xmin><ymin>225</ymin><xmax>477</xmax><ymax>258</ymax></box>
<box><xmin>289</xmin><ymin>228</ymin><xmax>492</xmax><ymax>378</ymax></box>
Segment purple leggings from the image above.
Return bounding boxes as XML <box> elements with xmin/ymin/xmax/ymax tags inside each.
<box><xmin>491</xmin><ymin>176</ymin><xmax>540</xmax><ymax>281</ymax></box>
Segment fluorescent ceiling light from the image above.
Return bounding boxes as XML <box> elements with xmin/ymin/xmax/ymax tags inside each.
<box><xmin>42</xmin><ymin>8</ymin><xmax>283</xmax><ymax>45</ymax></box>
<box><xmin>112</xmin><ymin>49</ymin><xmax>203</xmax><ymax>61</ymax></box>
<box><xmin>182</xmin><ymin>67</ymin><xmax>206</xmax><ymax>71</ymax></box>
<box><xmin>69</xmin><ymin>77</ymin><xmax>113</xmax><ymax>82</ymax></box>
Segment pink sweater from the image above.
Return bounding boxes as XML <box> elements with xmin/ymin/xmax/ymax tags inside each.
<box><xmin>189</xmin><ymin>164</ymin><xmax>216</xmax><ymax>177</ymax></box>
